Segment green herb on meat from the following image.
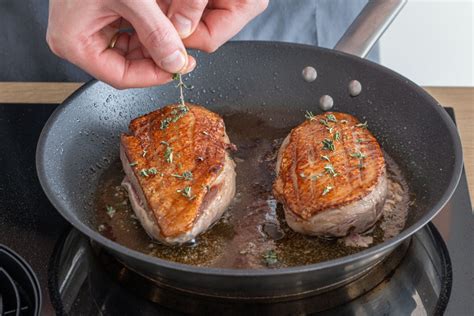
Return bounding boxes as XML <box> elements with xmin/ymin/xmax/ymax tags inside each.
<box><xmin>106</xmin><ymin>205</ymin><xmax>116</xmax><ymax>218</ymax></box>
<box><xmin>262</xmin><ymin>249</ymin><xmax>278</xmax><ymax>266</ymax></box>
<box><xmin>350</xmin><ymin>151</ymin><xmax>366</xmax><ymax>159</ymax></box>
<box><xmin>305</xmin><ymin>111</ymin><xmax>316</xmax><ymax>121</ymax></box>
<box><xmin>160</xmin><ymin>141</ymin><xmax>173</xmax><ymax>163</ymax></box>
<box><xmin>322</xmin><ymin>185</ymin><xmax>333</xmax><ymax>196</ymax></box>
<box><xmin>334</xmin><ymin>131</ymin><xmax>340</xmax><ymax>141</ymax></box>
<box><xmin>326</xmin><ymin>114</ymin><xmax>337</xmax><ymax>122</ymax></box>
<box><xmin>324</xmin><ymin>164</ymin><xmax>338</xmax><ymax>177</ymax></box>
<box><xmin>177</xmin><ymin>186</ymin><xmax>195</xmax><ymax>200</ymax></box>
<box><xmin>321</xmin><ymin>155</ymin><xmax>330</xmax><ymax>161</ymax></box>
<box><xmin>160</xmin><ymin>117</ymin><xmax>172</xmax><ymax>129</ymax></box>
<box><xmin>147</xmin><ymin>167</ymin><xmax>158</xmax><ymax>175</ymax></box>
<box><xmin>129</xmin><ymin>161</ymin><xmax>138</xmax><ymax>167</ymax></box>
<box><xmin>356</xmin><ymin>121</ymin><xmax>368</xmax><ymax>129</ymax></box>
<box><xmin>319</xmin><ymin>118</ymin><xmax>330</xmax><ymax>127</ymax></box>
<box><xmin>322</xmin><ymin>138</ymin><xmax>335</xmax><ymax>151</ymax></box>
<box><xmin>171</xmin><ymin>171</ymin><xmax>193</xmax><ymax>181</ymax></box>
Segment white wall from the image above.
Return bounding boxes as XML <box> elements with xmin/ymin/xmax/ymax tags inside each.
<box><xmin>378</xmin><ymin>0</ymin><xmax>473</xmax><ymax>86</ymax></box>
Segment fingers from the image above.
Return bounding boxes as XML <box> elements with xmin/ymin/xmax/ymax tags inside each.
<box><xmin>183</xmin><ymin>0</ymin><xmax>268</xmax><ymax>52</ymax></box>
<box><xmin>81</xmin><ymin>40</ymin><xmax>196</xmax><ymax>89</ymax></box>
<box><xmin>167</xmin><ymin>0</ymin><xmax>208</xmax><ymax>38</ymax></box>
<box><xmin>70</xmin><ymin>26</ymin><xmax>196</xmax><ymax>89</ymax></box>
<box><xmin>115</xmin><ymin>0</ymin><xmax>188</xmax><ymax>74</ymax></box>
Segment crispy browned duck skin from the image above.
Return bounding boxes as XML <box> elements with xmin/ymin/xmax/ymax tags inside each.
<box><xmin>120</xmin><ymin>103</ymin><xmax>236</xmax><ymax>244</ymax></box>
<box><xmin>273</xmin><ymin>112</ymin><xmax>387</xmax><ymax>237</ymax></box>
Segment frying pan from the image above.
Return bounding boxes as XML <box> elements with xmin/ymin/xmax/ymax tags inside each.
<box><xmin>36</xmin><ymin>0</ymin><xmax>462</xmax><ymax>304</ymax></box>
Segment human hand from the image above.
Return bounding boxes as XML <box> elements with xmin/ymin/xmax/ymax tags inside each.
<box><xmin>46</xmin><ymin>0</ymin><xmax>268</xmax><ymax>89</ymax></box>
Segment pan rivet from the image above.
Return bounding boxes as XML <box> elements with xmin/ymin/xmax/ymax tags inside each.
<box><xmin>302</xmin><ymin>66</ymin><xmax>317</xmax><ymax>82</ymax></box>
<box><xmin>348</xmin><ymin>80</ymin><xmax>362</xmax><ymax>96</ymax></box>
<box><xmin>319</xmin><ymin>95</ymin><xmax>334</xmax><ymax>111</ymax></box>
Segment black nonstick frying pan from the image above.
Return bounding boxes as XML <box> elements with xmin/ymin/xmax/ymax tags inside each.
<box><xmin>36</xmin><ymin>0</ymin><xmax>462</xmax><ymax>307</ymax></box>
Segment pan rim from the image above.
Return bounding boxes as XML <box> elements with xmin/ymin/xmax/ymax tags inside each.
<box><xmin>36</xmin><ymin>41</ymin><xmax>463</xmax><ymax>277</ymax></box>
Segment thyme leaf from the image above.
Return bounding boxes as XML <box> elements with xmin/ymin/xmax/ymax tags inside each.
<box><xmin>177</xmin><ymin>186</ymin><xmax>195</xmax><ymax>200</ymax></box>
<box><xmin>106</xmin><ymin>205</ymin><xmax>116</xmax><ymax>218</ymax></box>
<box><xmin>171</xmin><ymin>171</ymin><xmax>193</xmax><ymax>181</ymax></box>
<box><xmin>322</xmin><ymin>138</ymin><xmax>335</xmax><ymax>151</ymax></box>
<box><xmin>161</xmin><ymin>141</ymin><xmax>173</xmax><ymax>163</ymax></box>
<box><xmin>334</xmin><ymin>131</ymin><xmax>340</xmax><ymax>141</ymax></box>
<box><xmin>322</xmin><ymin>185</ymin><xmax>333</xmax><ymax>196</ymax></box>
<box><xmin>129</xmin><ymin>161</ymin><xmax>138</xmax><ymax>167</ymax></box>
<box><xmin>160</xmin><ymin>117</ymin><xmax>172</xmax><ymax>130</ymax></box>
<box><xmin>262</xmin><ymin>249</ymin><xmax>278</xmax><ymax>266</ymax></box>
<box><xmin>319</xmin><ymin>118</ymin><xmax>330</xmax><ymax>127</ymax></box>
<box><xmin>356</xmin><ymin>121</ymin><xmax>368</xmax><ymax>129</ymax></box>
<box><xmin>326</xmin><ymin>114</ymin><xmax>337</xmax><ymax>122</ymax></box>
<box><xmin>324</xmin><ymin>164</ymin><xmax>338</xmax><ymax>177</ymax></box>
<box><xmin>140</xmin><ymin>169</ymin><xmax>149</xmax><ymax>177</ymax></box>
<box><xmin>350</xmin><ymin>151</ymin><xmax>366</xmax><ymax>159</ymax></box>
<box><xmin>305</xmin><ymin>111</ymin><xmax>316</xmax><ymax>121</ymax></box>
<box><xmin>147</xmin><ymin>167</ymin><xmax>158</xmax><ymax>175</ymax></box>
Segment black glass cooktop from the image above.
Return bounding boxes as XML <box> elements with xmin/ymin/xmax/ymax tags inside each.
<box><xmin>0</xmin><ymin>104</ymin><xmax>472</xmax><ymax>315</ymax></box>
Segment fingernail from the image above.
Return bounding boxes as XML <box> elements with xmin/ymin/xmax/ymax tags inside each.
<box><xmin>161</xmin><ymin>50</ymin><xmax>186</xmax><ymax>73</ymax></box>
<box><xmin>183</xmin><ymin>57</ymin><xmax>196</xmax><ymax>74</ymax></box>
<box><xmin>171</xmin><ymin>14</ymin><xmax>192</xmax><ymax>38</ymax></box>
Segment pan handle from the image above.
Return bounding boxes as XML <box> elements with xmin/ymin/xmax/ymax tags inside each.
<box><xmin>334</xmin><ymin>0</ymin><xmax>407</xmax><ymax>58</ymax></box>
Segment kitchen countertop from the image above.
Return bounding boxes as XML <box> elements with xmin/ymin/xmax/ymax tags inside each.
<box><xmin>0</xmin><ymin>83</ymin><xmax>472</xmax><ymax>198</ymax></box>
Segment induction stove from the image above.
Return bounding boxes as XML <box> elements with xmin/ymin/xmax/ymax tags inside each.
<box><xmin>0</xmin><ymin>104</ymin><xmax>471</xmax><ymax>315</ymax></box>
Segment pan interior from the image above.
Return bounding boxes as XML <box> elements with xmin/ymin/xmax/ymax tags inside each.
<box><xmin>37</xmin><ymin>42</ymin><xmax>460</xmax><ymax>269</ymax></box>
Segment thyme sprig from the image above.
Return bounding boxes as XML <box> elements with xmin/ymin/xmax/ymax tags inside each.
<box><xmin>160</xmin><ymin>74</ymin><xmax>191</xmax><ymax>130</ymax></box>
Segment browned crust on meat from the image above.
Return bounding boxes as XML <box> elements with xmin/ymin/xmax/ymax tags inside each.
<box><xmin>273</xmin><ymin>112</ymin><xmax>386</xmax><ymax>219</ymax></box>
<box><xmin>121</xmin><ymin>103</ymin><xmax>229</xmax><ymax>237</ymax></box>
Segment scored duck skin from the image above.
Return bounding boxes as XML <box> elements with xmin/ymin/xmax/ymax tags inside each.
<box><xmin>120</xmin><ymin>103</ymin><xmax>236</xmax><ymax>245</ymax></box>
<box><xmin>273</xmin><ymin>112</ymin><xmax>387</xmax><ymax>237</ymax></box>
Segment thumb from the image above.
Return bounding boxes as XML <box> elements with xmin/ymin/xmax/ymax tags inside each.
<box><xmin>116</xmin><ymin>1</ymin><xmax>188</xmax><ymax>74</ymax></box>
<box><xmin>167</xmin><ymin>0</ymin><xmax>208</xmax><ymax>38</ymax></box>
